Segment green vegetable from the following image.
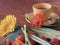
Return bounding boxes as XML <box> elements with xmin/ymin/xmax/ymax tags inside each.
<box><xmin>21</xmin><ymin>25</ymin><xmax>31</xmax><ymax>45</ymax></box>
<box><xmin>28</xmin><ymin>34</ymin><xmax>51</xmax><ymax>45</ymax></box>
<box><xmin>15</xmin><ymin>24</ymin><xmax>20</xmax><ymax>30</ymax></box>
<box><xmin>54</xmin><ymin>18</ymin><xmax>60</xmax><ymax>25</ymax></box>
<box><xmin>31</xmin><ymin>27</ymin><xmax>60</xmax><ymax>38</ymax></box>
<box><xmin>21</xmin><ymin>25</ymin><xmax>51</xmax><ymax>45</ymax></box>
<box><xmin>43</xmin><ymin>18</ymin><xmax>60</xmax><ymax>26</ymax></box>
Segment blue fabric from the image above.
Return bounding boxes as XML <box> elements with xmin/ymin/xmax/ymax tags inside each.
<box><xmin>3</xmin><ymin>29</ymin><xmax>23</xmax><ymax>45</ymax></box>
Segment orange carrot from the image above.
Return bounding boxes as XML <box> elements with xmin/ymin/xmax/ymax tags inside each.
<box><xmin>11</xmin><ymin>42</ymin><xmax>16</xmax><ymax>45</ymax></box>
<box><xmin>15</xmin><ymin>38</ymin><xmax>26</xmax><ymax>45</ymax></box>
<box><xmin>14</xmin><ymin>41</ymin><xmax>20</xmax><ymax>45</ymax></box>
<box><xmin>6</xmin><ymin>39</ymin><xmax>12</xmax><ymax>45</ymax></box>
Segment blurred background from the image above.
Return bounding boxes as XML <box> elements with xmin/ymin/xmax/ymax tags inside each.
<box><xmin>0</xmin><ymin>0</ymin><xmax>60</xmax><ymax>26</ymax></box>
<box><xmin>0</xmin><ymin>0</ymin><xmax>60</xmax><ymax>44</ymax></box>
<box><xmin>0</xmin><ymin>0</ymin><xmax>60</xmax><ymax>15</ymax></box>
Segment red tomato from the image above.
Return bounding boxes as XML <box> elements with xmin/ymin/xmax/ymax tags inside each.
<box><xmin>15</xmin><ymin>38</ymin><xmax>25</xmax><ymax>45</ymax></box>
<box><xmin>29</xmin><ymin>39</ymin><xmax>36</xmax><ymax>45</ymax></box>
<box><xmin>39</xmin><ymin>35</ymin><xmax>46</xmax><ymax>40</ymax></box>
<box><xmin>17</xmin><ymin>34</ymin><xmax>25</xmax><ymax>42</ymax></box>
<box><xmin>28</xmin><ymin>30</ymin><xmax>35</xmax><ymax>35</ymax></box>
<box><xmin>51</xmin><ymin>38</ymin><xmax>59</xmax><ymax>44</ymax></box>
<box><xmin>39</xmin><ymin>35</ymin><xmax>47</xmax><ymax>45</ymax></box>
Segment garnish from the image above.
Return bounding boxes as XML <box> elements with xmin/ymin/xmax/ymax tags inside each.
<box><xmin>30</xmin><ymin>13</ymin><xmax>46</xmax><ymax>28</ymax></box>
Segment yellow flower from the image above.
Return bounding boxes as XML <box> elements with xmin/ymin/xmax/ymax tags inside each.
<box><xmin>0</xmin><ymin>15</ymin><xmax>16</xmax><ymax>37</ymax></box>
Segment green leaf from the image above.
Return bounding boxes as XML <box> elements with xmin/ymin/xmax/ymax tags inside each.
<box><xmin>43</xmin><ymin>18</ymin><xmax>60</xmax><ymax>26</ymax></box>
<box><xmin>28</xmin><ymin>34</ymin><xmax>51</xmax><ymax>45</ymax></box>
<box><xmin>54</xmin><ymin>18</ymin><xmax>60</xmax><ymax>25</ymax></box>
<box><xmin>15</xmin><ymin>24</ymin><xmax>20</xmax><ymax>30</ymax></box>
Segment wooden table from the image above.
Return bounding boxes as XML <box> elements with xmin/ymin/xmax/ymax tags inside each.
<box><xmin>0</xmin><ymin>0</ymin><xmax>60</xmax><ymax>44</ymax></box>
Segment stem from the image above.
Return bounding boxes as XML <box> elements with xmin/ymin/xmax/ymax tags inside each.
<box><xmin>21</xmin><ymin>25</ymin><xmax>31</xmax><ymax>45</ymax></box>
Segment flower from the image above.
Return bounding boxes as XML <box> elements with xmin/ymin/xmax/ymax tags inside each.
<box><xmin>0</xmin><ymin>15</ymin><xmax>16</xmax><ymax>37</ymax></box>
<box><xmin>30</xmin><ymin>13</ymin><xmax>46</xmax><ymax>28</ymax></box>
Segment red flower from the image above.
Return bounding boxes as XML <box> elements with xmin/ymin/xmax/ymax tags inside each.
<box><xmin>30</xmin><ymin>13</ymin><xmax>46</xmax><ymax>28</ymax></box>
